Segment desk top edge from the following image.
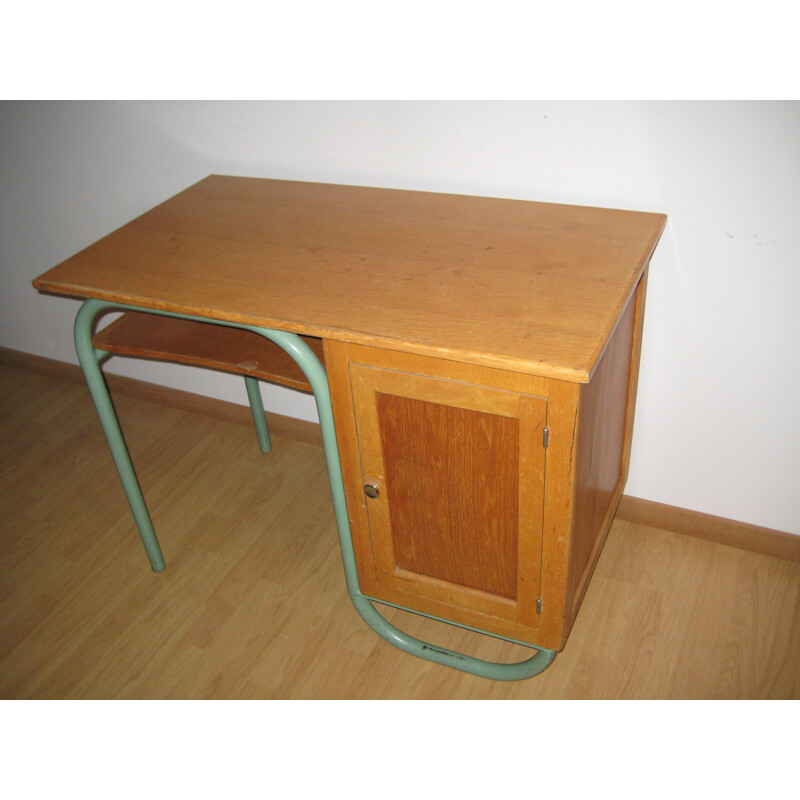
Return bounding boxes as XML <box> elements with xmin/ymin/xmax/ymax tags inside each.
<box><xmin>32</xmin><ymin>175</ymin><xmax>667</xmax><ymax>384</ymax></box>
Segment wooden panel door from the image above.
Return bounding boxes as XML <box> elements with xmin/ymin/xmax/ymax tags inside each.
<box><xmin>349</xmin><ymin>363</ymin><xmax>547</xmax><ymax>633</ymax></box>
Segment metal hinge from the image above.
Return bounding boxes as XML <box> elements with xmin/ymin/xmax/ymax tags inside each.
<box><xmin>543</xmin><ymin>426</ymin><xmax>550</xmax><ymax>448</ymax></box>
<box><xmin>536</xmin><ymin>597</ymin><xmax>543</xmax><ymax>615</ymax></box>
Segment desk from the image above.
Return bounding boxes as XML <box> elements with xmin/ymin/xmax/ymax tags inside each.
<box><xmin>33</xmin><ymin>175</ymin><xmax>666</xmax><ymax>679</ymax></box>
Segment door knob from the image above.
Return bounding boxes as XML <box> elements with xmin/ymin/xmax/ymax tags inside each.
<box><xmin>363</xmin><ymin>483</ymin><xmax>380</xmax><ymax>499</ymax></box>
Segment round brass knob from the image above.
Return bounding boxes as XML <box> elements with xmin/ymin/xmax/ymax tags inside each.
<box><xmin>363</xmin><ymin>483</ymin><xmax>380</xmax><ymax>499</ymax></box>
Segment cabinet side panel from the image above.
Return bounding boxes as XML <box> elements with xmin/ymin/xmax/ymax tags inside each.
<box><xmin>620</xmin><ymin>266</ymin><xmax>648</xmax><ymax>479</ymax></box>
<box><xmin>566</xmin><ymin>290</ymin><xmax>638</xmax><ymax>621</ymax></box>
<box><xmin>377</xmin><ymin>394</ymin><xmax>520</xmax><ymax>600</ymax></box>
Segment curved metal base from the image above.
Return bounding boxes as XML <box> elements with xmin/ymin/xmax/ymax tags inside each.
<box><xmin>350</xmin><ymin>595</ymin><xmax>556</xmax><ymax>680</ymax></box>
<box><xmin>74</xmin><ymin>298</ymin><xmax>557</xmax><ymax>680</ymax></box>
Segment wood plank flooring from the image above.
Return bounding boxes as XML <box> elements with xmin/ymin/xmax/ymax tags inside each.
<box><xmin>1</xmin><ymin>361</ymin><xmax>798</xmax><ymax>699</ymax></box>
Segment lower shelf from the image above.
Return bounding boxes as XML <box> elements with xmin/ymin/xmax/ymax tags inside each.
<box><xmin>92</xmin><ymin>311</ymin><xmax>325</xmax><ymax>392</ymax></box>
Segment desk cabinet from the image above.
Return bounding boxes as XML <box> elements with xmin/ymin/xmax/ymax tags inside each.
<box><xmin>326</xmin><ymin>271</ymin><xmax>645</xmax><ymax>651</ymax></box>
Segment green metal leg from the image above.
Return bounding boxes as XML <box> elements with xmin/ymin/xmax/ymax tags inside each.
<box><xmin>244</xmin><ymin>376</ymin><xmax>271</xmax><ymax>453</ymax></box>
<box><xmin>73</xmin><ymin>298</ymin><xmax>557</xmax><ymax>679</ymax></box>
<box><xmin>74</xmin><ymin>302</ymin><xmax>166</xmax><ymax>572</ymax></box>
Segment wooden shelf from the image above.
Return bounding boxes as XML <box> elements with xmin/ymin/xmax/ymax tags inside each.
<box><xmin>92</xmin><ymin>311</ymin><xmax>324</xmax><ymax>393</ymax></box>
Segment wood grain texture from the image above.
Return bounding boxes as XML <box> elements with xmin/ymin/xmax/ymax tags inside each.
<box><xmin>537</xmin><ymin>377</ymin><xmax>581</xmax><ymax>648</ymax></box>
<box><xmin>93</xmin><ymin>311</ymin><xmax>324</xmax><ymax>392</ymax></box>
<box><xmin>321</xmin><ymin>340</ymin><xmax>379</xmax><ymax>594</ymax></box>
<box><xmin>33</xmin><ymin>175</ymin><xmax>666</xmax><ymax>382</ymax></box>
<box><xmin>376</xmin><ymin>393</ymin><xmax>520</xmax><ymax>599</ymax></box>
<box><xmin>339</xmin><ymin>346</ymin><xmax>547</xmax><ymax>640</ymax></box>
<box><xmin>566</xmin><ymin>285</ymin><xmax>638</xmax><ymax>625</ymax></box>
<box><xmin>619</xmin><ymin>267</ymin><xmax>649</xmax><ymax>479</ymax></box>
<box><xmin>3</xmin><ymin>361</ymin><xmax>798</xmax><ymax>699</ymax></box>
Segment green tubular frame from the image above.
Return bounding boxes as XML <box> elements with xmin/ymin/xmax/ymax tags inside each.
<box><xmin>244</xmin><ymin>375</ymin><xmax>271</xmax><ymax>453</ymax></box>
<box><xmin>74</xmin><ymin>298</ymin><xmax>556</xmax><ymax>680</ymax></box>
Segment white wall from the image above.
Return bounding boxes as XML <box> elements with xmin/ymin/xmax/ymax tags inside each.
<box><xmin>2</xmin><ymin>100</ymin><xmax>798</xmax><ymax>534</ymax></box>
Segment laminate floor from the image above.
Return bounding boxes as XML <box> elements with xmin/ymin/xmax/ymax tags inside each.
<box><xmin>2</xmin><ymin>361</ymin><xmax>799</xmax><ymax>699</ymax></box>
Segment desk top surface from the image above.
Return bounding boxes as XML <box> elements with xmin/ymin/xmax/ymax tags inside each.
<box><xmin>33</xmin><ymin>175</ymin><xmax>666</xmax><ymax>382</ymax></box>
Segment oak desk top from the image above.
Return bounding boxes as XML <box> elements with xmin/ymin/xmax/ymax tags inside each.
<box><xmin>33</xmin><ymin>175</ymin><xmax>666</xmax><ymax>383</ymax></box>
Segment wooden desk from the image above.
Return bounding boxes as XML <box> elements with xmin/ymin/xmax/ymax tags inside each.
<box><xmin>33</xmin><ymin>175</ymin><xmax>666</xmax><ymax>678</ymax></box>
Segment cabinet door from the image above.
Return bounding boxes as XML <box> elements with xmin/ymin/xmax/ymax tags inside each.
<box><xmin>350</xmin><ymin>363</ymin><xmax>547</xmax><ymax>631</ymax></box>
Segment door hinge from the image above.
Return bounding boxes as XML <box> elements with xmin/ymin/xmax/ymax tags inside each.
<box><xmin>543</xmin><ymin>426</ymin><xmax>550</xmax><ymax>448</ymax></box>
<box><xmin>536</xmin><ymin>597</ymin><xmax>543</xmax><ymax>615</ymax></box>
